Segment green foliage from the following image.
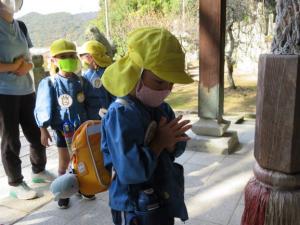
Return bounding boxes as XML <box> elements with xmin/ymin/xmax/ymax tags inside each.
<box><xmin>20</xmin><ymin>12</ymin><xmax>98</xmax><ymax>47</ymax></box>
<box><xmin>95</xmin><ymin>0</ymin><xmax>197</xmax><ymax>59</ymax></box>
<box><xmin>226</xmin><ymin>0</ymin><xmax>252</xmax><ymax>25</ymax></box>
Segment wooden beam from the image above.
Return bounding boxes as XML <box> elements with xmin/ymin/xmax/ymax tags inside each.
<box><xmin>199</xmin><ymin>0</ymin><xmax>226</xmax><ymax>119</ymax></box>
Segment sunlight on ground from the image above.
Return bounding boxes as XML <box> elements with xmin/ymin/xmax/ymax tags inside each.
<box><xmin>166</xmin><ymin>74</ymin><xmax>257</xmax><ymax>115</ymax></box>
<box><xmin>186</xmin><ymin>153</ymin><xmax>254</xmax><ymax>218</ymax></box>
<box><xmin>16</xmin><ymin>217</ymin><xmax>51</xmax><ymax>225</ymax></box>
<box><xmin>166</xmin><ymin>82</ymin><xmax>198</xmax><ymax>111</ymax></box>
<box><xmin>187</xmin><ymin>170</ymin><xmax>252</xmax><ymax>218</ymax></box>
<box><xmin>224</xmin><ymin>75</ymin><xmax>257</xmax><ymax>114</ymax></box>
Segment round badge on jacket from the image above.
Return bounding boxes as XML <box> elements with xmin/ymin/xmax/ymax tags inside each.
<box><xmin>99</xmin><ymin>108</ymin><xmax>108</xmax><ymax>118</ymax></box>
<box><xmin>144</xmin><ymin>121</ymin><xmax>157</xmax><ymax>146</ymax></box>
<box><xmin>92</xmin><ymin>78</ymin><xmax>102</xmax><ymax>88</ymax></box>
<box><xmin>58</xmin><ymin>94</ymin><xmax>73</xmax><ymax>108</ymax></box>
<box><xmin>77</xmin><ymin>92</ymin><xmax>85</xmax><ymax>103</ymax></box>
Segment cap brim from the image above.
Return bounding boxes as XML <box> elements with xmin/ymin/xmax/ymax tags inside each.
<box><xmin>152</xmin><ymin>70</ymin><xmax>194</xmax><ymax>84</ymax></box>
<box><xmin>52</xmin><ymin>49</ymin><xmax>77</xmax><ymax>57</ymax></box>
<box><xmin>101</xmin><ymin>55</ymin><xmax>194</xmax><ymax>97</ymax></box>
<box><xmin>77</xmin><ymin>46</ymin><xmax>87</xmax><ymax>55</ymax></box>
<box><xmin>101</xmin><ymin>55</ymin><xmax>141</xmax><ymax>97</ymax></box>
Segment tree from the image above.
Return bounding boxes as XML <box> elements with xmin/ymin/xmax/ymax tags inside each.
<box><xmin>262</xmin><ymin>0</ymin><xmax>276</xmax><ymax>35</ymax></box>
<box><xmin>94</xmin><ymin>0</ymin><xmax>198</xmax><ymax>59</ymax></box>
<box><xmin>84</xmin><ymin>25</ymin><xmax>115</xmax><ymax>58</ymax></box>
<box><xmin>225</xmin><ymin>0</ymin><xmax>277</xmax><ymax>89</ymax></box>
<box><xmin>225</xmin><ymin>0</ymin><xmax>255</xmax><ymax>89</ymax></box>
<box><xmin>272</xmin><ymin>0</ymin><xmax>300</xmax><ymax>54</ymax></box>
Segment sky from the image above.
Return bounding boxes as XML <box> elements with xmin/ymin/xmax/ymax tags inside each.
<box><xmin>15</xmin><ymin>0</ymin><xmax>100</xmax><ymax>18</ymax></box>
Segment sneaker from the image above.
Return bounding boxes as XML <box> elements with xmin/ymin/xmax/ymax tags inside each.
<box><xmin>10</xmin><ymin>181</ymin><xmax>38</xmax><ymax>200</ymax></box>
<box><xmin>58</xmin><ymin>198</ymin><xmax>70</xmax><ymax>209</ymax></box>
<box><xmin>32</xmin><ymin>170</ymin><xmax>56</xmax><ymax>183</ymax></box>
<box><xmin>82</xmin><ymin>194</ymin><xmax>96</xmax><ymax>200</ymax></box>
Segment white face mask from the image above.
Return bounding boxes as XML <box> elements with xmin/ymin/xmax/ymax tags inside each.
<box><xmin>1</xmin><ymin>0</ymin><xmax>23</xmax><ymax>14</ymax></box>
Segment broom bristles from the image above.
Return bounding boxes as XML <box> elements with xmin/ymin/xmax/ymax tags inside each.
<box><xmin>241</xmin><ymin>177</ymin><xmax>270</xmax><ymax>225</ymax></box>
<box><xmin>266</xmin><ymin>190</ymin><xmax>300</xmax><ymax>225</ymax></box>
<box><xmin>242</xmin><ymin>177</ymin><xmax>300</xmax><ymax>225</ymax></box>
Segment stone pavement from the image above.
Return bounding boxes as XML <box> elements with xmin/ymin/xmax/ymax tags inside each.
<box><xmin>0</xmin><ymin>117</ymin><xmax>255</xmax><ymax>225</ymax></box>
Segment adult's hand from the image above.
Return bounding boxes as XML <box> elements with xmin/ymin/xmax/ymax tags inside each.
<box><xmin>12</xmin><ymin>57</ymin><xmax>24</xmax><ymax>71</ymax></box>
<box><xmin>15</xmin><ymin>61</ymin><xmax>33</xmax><ymax>76</ymax></box>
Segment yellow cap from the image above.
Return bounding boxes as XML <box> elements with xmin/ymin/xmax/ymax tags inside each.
<box><xmin>50</xmin><ymin>39</ymin><xmax>77</xmax><ymax>57</ymax></box>
<box><xmin>101</xmin><ymin>27</ymin><xmax>194</xmax><ymax>97</ymax></box>
<box><xmin>79</xmin><ymin>40</ymin><xmax>112</xmax><ymax>67</ymax></box>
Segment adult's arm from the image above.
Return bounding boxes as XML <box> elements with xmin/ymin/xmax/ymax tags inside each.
<box><xmin>0</xmin><ymin>57</ymin><xmax>24</xmax><ymax>73</ymax></box>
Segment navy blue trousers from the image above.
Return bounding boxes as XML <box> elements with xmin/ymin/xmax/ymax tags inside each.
<box><xmin>111</xmin><ymin>209</ymin><xmax>174</xmax><ymax>225</ymax></box>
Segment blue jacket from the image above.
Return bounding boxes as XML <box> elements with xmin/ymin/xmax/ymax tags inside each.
<box><xmin>101</xmin><ymin>96</ymin><xmax>188</xmax><ymax>221</ymax></box>
<box><xmin>34</xmin><ymin>74</ymin><xmax>100</xmax><ymax>130</ymax></box>
<box><xmin>82</xmin><ymin>68</ymin><xmax>115</xmax><ymax>110</ymax></box>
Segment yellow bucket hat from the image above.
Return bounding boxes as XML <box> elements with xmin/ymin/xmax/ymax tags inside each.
<box><xmin>101</xmin><ymin>27</ymin><xmax>194</xmax><ymax>97</ymax></box>
<box><xmin>79</xmin><ymin>40</ymin><xmax>112</xmax><ymax>67</ymax></box>
<box><xmin>50</xmin><ymin>39</ymin><xmax>77</xmax><ymax>57</ymax></box>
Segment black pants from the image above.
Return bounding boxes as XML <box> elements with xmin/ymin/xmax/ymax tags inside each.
<box><xmin>0</xmin><ymin>93</ymin><xmax>46</xmax><ymax>186</ymax></box>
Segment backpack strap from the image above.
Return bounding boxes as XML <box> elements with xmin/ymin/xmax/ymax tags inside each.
<box><xmin>17</xmin><ymin>20</ymin><xmax>28</xmax><ymax>37</ymax></box>
<box><xmin>78</xmin><ymin>75</ymin><xmax>84</xmax><ymax>89</ymax></box>
<box><xmin>85</xmin><ymin>121</ymin><xmax>111</xmax><ymax>187</ymax></box>
<box><xmin>86</xmin><ymin>123</ymin><xmax>102</xmax><ymax>135</ymax></box>
<box><xmin>17</xmin><ymin>20</ymin><xmax>33</xmax><ymax>48</ymax></box>
<box><xmin>49</xmin><ymin>75</ymin><xmax>56</xmax><ymax>85</ymax></box>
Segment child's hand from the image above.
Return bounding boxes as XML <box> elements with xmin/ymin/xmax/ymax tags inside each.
<box><xmin>40</xmin><ymin>128</ymin><xmax>52</xmax><ymax>147</ymax></box>
<box><xmin>150</xmin><ymin>115</ymin><xmax>191</xmax><ymax>155</ymax></box>
<box><xmin>166</xmin><ymin>144</ymin><xmax>176</xmax><ymax>153</ymax></box>
<box><xmin>15</xmin><ymin>61</ymin><xmax>33</xmax><ymax>76</ymax></box>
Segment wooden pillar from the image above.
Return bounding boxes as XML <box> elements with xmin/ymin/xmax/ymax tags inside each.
<box><xmin>241</xmin><ymin>54</ymin><xmax>300</xmax><ymax>225</ymax></box>
<box><xmin>191</xmin><ymin>0</ymin><xmax>232</xmax><ymax>138</ymax></box>
<box><xmin>199</xmin><ymin>0</ymin><xmax>226</xmax><ymax>120</ymax></box>
<box><xmin>187</xmin><ymin>0</ymin><xmax>239</xmax><ymax>154</ymax></box>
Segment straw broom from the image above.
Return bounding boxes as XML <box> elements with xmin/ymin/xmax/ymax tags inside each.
<box><xmin>241</xmin><ymin>163</ymin><xmax>300</xmax><ymax>225</ymax></box>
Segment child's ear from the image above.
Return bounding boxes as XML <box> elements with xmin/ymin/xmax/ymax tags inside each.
<box><xmin>50</xmin><ymin>57</ymin><xmax>57</xmax><ymax>65</ymax></box>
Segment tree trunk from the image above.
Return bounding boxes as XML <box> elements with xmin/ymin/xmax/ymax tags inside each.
<box><xmin>272</xmin><ymin>0</ymin><xmax>300</xmax><ymax>54</ymax></box>
<box><xmin>226</xmin><ymin>57</ymin><xmax>236</xmax><ymax>89</ymax></box>
<box><xmin>264</xmin><ymin>13</ymin><xmax>269</xmax><ymax>36</ymax></box>
<box><xmin>225</xmin><ymin>21</ymin><xmax>237</xmax><ymax>89</ymax></box>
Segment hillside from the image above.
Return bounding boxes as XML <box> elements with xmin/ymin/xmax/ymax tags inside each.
<box><xmin>19</xmin><ymin>12</ymin><xmax>98</xmax><ymax>47</ymax></box>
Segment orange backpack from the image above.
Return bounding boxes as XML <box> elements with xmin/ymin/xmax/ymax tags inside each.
<box><xmin>71</xmin><ymin>120</ymin><xmax>111</xmax><ymax>195</ymax></box>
